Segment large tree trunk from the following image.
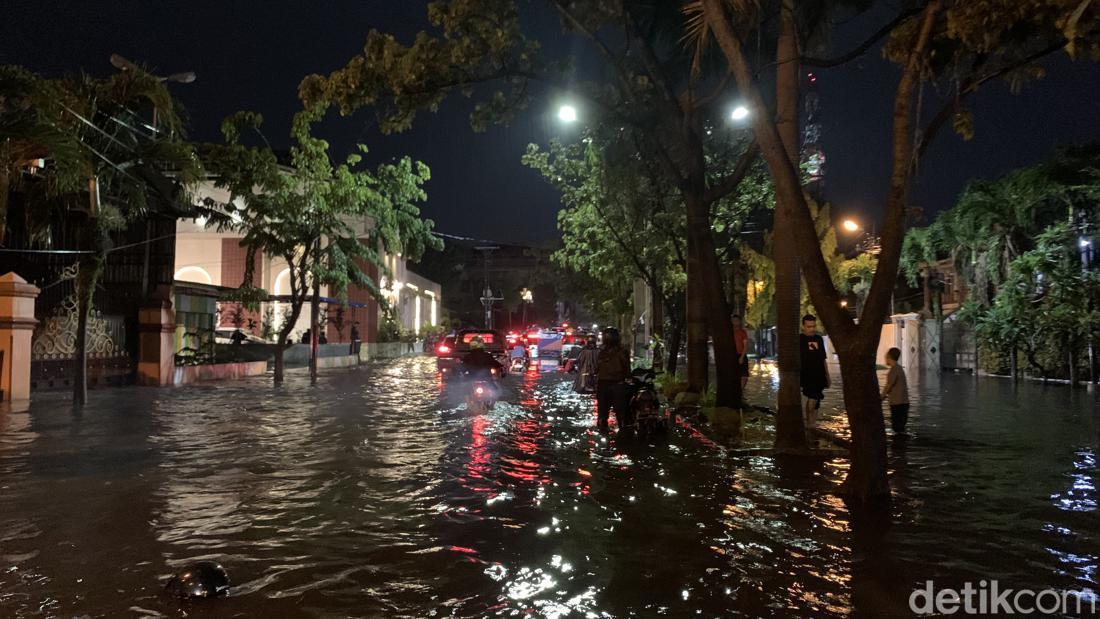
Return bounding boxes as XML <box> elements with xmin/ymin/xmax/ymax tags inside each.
<box><xmin>664</xmin><ymin>295</ymin><xmax>684</xmax><ymax>376</ymax></box>
<box><xmin>275</xmin><ymin>297</ymin><xmax>305</xmax><ymax>386</ymax></box>
<box><xmin>309</xmin><ymin>279</ymin><xmax>320</xmax><ymax>385</ymax></box>
<box><xmin>72</xmin><ymin>254</ymin><xmax>104</xmax><ymax>407</ymax></box>
<box><xmin>274</xmin><ymin>333</ymin><xmax>288</xmax><ymax>385</ymax></box>
<box><xmin>773</xmin><ymin>0</ymin><xmax>807</xmax><ymax>450</ymax></box>
<box><xmin>685</xmin><ymin>236</ymin><xmax>709</xmax><ymax>393</ymax></box>
<box><xmin>837</xmin><ymin>349</ymin><xmax>890</xmax><ymax>500</ymax></box>
<box><xmin>685</xmin><ymin>187</ymin><xmax>743</xmax><ymax>408</ymax></box>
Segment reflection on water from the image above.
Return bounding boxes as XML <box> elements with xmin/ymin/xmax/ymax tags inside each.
<box><xmin>0</xmin><ymin>358</ymin><xmax>1097</xmax><ymax>617</ymax></box>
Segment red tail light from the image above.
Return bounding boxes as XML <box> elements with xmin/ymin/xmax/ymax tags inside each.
<box><xmin>437</xmin><ymin>345</ymin><xmax>451</xmax><ymax>354</ymax></box>
<box><xmin>475</xmin><ymin>386</ymin><xmax>485</xmax><ymax>395</ymax></box>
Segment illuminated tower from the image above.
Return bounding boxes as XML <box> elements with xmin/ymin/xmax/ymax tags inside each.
<box><xmin>802</xmin><ymin>71</ymin><xmax>825</xmax><ymax>203</ymax></box>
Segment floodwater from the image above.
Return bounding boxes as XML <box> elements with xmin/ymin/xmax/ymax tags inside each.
<box><xmin>0</xmin><ymin>357</ymin><xmax>1096</xmax><ymax>617</ymax></box>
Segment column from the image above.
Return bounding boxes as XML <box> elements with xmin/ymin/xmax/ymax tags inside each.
<box><xmin>137</xmin><ymin>287</ymin><xmax>176</xmax><ymax>386</ymax></box>
<box><xmin>0</xmin><ymin>272</ymin><xmax>40</xmax><ymax>402</ymax></box>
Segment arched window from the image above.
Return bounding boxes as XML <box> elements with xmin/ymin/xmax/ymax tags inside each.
<box><xmin>273</xmin><ymin>269</ymin><xmax>292</xmax><ymax>296</ymax></box>
<box><xmin>174</xmin><ymin>266</ymin><xmax>212</xmax><ymax>285</ymax></box>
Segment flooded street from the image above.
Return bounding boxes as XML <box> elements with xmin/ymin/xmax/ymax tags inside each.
<box><xmin>0</xmin><ymin>357</ymin><xmax>1097</xmax><ymax>617</ymax></box>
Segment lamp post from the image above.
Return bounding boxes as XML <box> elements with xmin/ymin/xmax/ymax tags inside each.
<box><xmin>520</xmin><ymin>288</ymin><xmax>533</xmax><ymax>329</ymax></box>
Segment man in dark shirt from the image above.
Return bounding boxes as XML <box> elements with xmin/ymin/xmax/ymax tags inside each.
<box><xmin>462</xmin><ymin>337</ymin><xmax>504</xmax><ymax>379</ymax></box>
<box><xmin>799</xmin><ymin>314</ymin><xmax>830</xmax><ymax>428</ymax></box>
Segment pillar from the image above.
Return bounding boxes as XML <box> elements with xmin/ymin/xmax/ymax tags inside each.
<box><xmin>0</xmin><ymin>272</ymin><xmax>40</xmax><ymax>402</ymax></box>
<box><xmin>138</xmin><ymin>288</ymin><xmax>176</xmax><ymax>386</ymax></box>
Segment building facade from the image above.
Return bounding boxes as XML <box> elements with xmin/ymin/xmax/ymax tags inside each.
<box><xmin>173</xmin><ymin>182</ymin><xmax>442</xmax><ymax>348</ymax></box>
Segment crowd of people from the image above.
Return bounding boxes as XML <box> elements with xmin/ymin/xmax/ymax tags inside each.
<box><xmin>459</xmin><ymin>314</ymin><xmax>910</xmax><ymax>438</ymax></box>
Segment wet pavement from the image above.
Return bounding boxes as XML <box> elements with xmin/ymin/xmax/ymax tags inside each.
<box><xmin>0</xmin><ymin>357</ymin><xmax>1097</xmax><ymax>617</ymax></box>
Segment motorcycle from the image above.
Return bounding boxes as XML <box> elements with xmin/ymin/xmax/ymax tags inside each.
<box><xmin>463</xmin><ymin>366</ymin><xmax>502</xmax><ymax>412</ymax></box>
<box><xmin>629</xmin><ymin>368</ymin><xmax>667</xmax><ymax>439</ymax></box>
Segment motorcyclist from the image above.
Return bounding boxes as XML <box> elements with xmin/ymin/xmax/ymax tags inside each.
<box><xmin>510</xmin><ymin>342</ymin><xmax>528</xmax><ymax>369</ymax></box>
<box><xmin>596</xmin><ymin>327</ymin><xmax>633</xmax><ymax>434</ymax></box>
<box><xmin>462</xmin><ymin>336</ymin><xmax>504</xmax><ymax>380</ymax></box>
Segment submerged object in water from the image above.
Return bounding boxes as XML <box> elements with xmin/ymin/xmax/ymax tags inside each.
<box><xmin>164</xmin><ymin>561</ymin><xmax>230</xmax><ymax>599</ymax></box>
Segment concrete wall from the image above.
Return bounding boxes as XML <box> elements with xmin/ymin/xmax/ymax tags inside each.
<box><xmin>172</xmin><ymin>360</ymin><xmax>267</xmax><ymax>385</ymax></box>
<box><xmin>281</xmin><ymin>343</ymin><xmax>358</xmax><ymax>366</ymax></box>
<box><xmin>364</xmin><ymin>341</ymin><xmax>423</xmax><ymax>360</ymax></box>
<box><xmin>174</xmin><ymin>234</ymin><xmax>223</xmax><ymax>286</ymax></box>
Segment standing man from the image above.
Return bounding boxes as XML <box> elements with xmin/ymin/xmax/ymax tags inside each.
<box><xmin>596</xmin><ymin>328</ymin><xmax>633</xmax><ymax>435</ymax></box>
<box><xmin>799</xmin><ymin>314</ymin><xmax>830</xmax><ymax>428</ymax></box>
<box><xmin>731</xmin><ymin>315</ymin><xmax>750</xmax><ymax>394</ymax></box>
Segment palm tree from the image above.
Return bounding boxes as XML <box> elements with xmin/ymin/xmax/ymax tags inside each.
<box><xmin>1</xmin><ymin>62</ymin><xmax>201</xmax><ymax>404</ymax></box>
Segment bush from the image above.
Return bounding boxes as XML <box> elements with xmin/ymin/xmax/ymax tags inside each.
<box><xmin>674</xmin><ymin>391</ymin><xmax>702</xmax><ymax>408</ymax></box>
<box><xmin>377</xmin><ymin>317</ymin><xmax>402</xmax><ymax>343</ymax></box>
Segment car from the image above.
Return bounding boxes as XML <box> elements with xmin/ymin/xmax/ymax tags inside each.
<box><xmin>214</xmin><ymin>328</ymin><xmax>270</xmax><ymax>345</ymax></box>
<box><xmin>436</xmin><ymin>329</ymin><xmax>508</xmax><ymax>367</ymax></box>
<box><xmin>453</xmin><ymin>329</ymin><xmax>507</xmax><ymax>356</ymax></box>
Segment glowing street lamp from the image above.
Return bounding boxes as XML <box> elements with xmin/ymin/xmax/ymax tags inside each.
<box><xmin>731</xmin><ymin>105</ymin><xmax>749</xmax><ymax>121</ymax></box>
<box><xmin>520</xmin><ymin>288</ymin><xmax>534</xmax><ymax>328</ymax></box>
<box><xmin>842</xmin><ymin>219</ymin><xmax>861</xmax><ymax>233</ymax></box>
<box><xmin>558</xmin><ymin>104</ymin><xmax>578</xmax><ymax>123</ymax></box>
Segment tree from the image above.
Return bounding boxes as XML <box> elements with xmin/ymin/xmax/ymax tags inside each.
<box><xmin>200</xmin><ymin>106</ymin><xmax>440</xmax><ymax>384</ymax></box>
<box><xmin>904</xmin><ymin>145</ymin><xmax>1100</xmax><ymax>379</ymax></box>
<box><xmin>698</xmin><ymin>0</ymin><xmax>1099</xmax><ymax>501</ymax></box>
<box><xmin>1</xmin><ymin>63</ymin><xmax>201</xmax><ymax>405</ymax></box>
<box><xmin>300</xmin><ymin>0</ymin><xmax>763</xmax><ymax>407</ymax></box>
<box><xmin>902</xmin><ymin>145</ymin><xmax>1100</xmax><ymax>307</ymax></box>
<box><xmin>742</xmin><ymin>200</ymin><xmax>878</xmax><ymax>331</ymax></box>
<box><xmin>977</xmin><ymin>224</ymin><xmax>1099</xmax><ymax>380</ymax></box>
<box><xmin>524</xmin><ymin>138</ymin><xmax>690</xmax><ymax>373</ymax></box>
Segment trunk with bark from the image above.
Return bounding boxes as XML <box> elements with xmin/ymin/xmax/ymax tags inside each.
<box><xmin>836</xmin><ymin>349</ymin><xmax>891</xmax><ymax>501</ymax></box>
<box><xmin>309</xmin><ymin>279</ymin><xmax>320</xmax><ymax>385</ymax></box>
<box><xmin>685</xmin><ymin>235</ymin><xmax>709</xmax><ymax>393</ymax></box>
<box><xmin>273</xmin><ymin>336</ymin><xmax>287</xmax><ymax>384</ymax></box>
<box><xmin>72</xmin><ymin>254</ymin><xmax>103</xmax><ymax>406</ymax></box>
<box><xmin>664</xmin><ymin>295</ymin><xmax>685</xmax><ymax>376</ymax></box>
<box><xmin>685</xmin><ymin>188</ymin><xmax>742</xmax><ymax>407</ymax></box>
<box><xmin>773</xmin><ymin>217</ymin><xmax>805</xmax><ymax>449</ymax></box>
<box><xmin>772</xmin><ymin>0</ymin><xmax>807</xmax><ymax>450</ymax></box>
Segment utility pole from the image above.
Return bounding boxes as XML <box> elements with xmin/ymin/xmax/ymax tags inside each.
<box><xmin>475</xmin><ymin>246</ymin><xmax>501</xmax><ymax>329</ymax></box>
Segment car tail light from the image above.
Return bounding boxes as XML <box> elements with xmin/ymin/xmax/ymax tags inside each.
<box><xmin>475</xmin><ymin>386</ymin><xmax>485</xmax><ymax>395</ymax></box>
<box><xmin>437</xmin><ymin>345</ymin><xmax>451</xmax><ymax>354</ymax></box>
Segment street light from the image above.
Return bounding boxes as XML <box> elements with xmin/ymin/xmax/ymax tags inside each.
<box><xmin>558</xmin><ymin>104</ymin><xmax>578</xmax><ymax>123</ymax></box>
<box><xmin>731</xmin><ymin>105</ymin><xmax>749</xmax><ymax>121</ymax></box>
<box><xmin>842</xmin><ymin>219</ymin><xmax>861</xmax><ymax>233</ymax></box>
<box><xmin>520</xmin><ymin>288</ymin><xmax>533</xmax><ymax>328</ymax></box>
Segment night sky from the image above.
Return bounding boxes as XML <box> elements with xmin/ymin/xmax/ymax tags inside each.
<box><xmin>3</xmin><ymin>2</ymin><xmax>1098</xmax><ymax>243</ymax></box>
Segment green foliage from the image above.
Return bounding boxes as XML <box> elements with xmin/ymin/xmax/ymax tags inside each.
<box><xmin>742</xmin><ymin>200</ymin><xmax>877</xmax><ymax>329</ymax></box>
<box><xmin>902</xmin><ymin>144</ymin><xmax>1100</xmax><ymax>304</ymax></box>
<box><xmin>377</xmin><ymin>312</ymin><xmax>403</xmax><ymax>343</ymax></box>
<box><xmin>882</xmin><ymin>0</ymin><xmax>1100</xmax><ymax>143</ymax></box>
<box><xmin>1</xmin><ymin>63</ymin><xmax>202</xmax><ymax>245</ymax></box>
<box><xmin>299</xmin><ymin>0</ymin><xmax>543</xmax><ymax>133</ymax></box>
<box><xmin>523</xmin><ymin>137</ymin><xmax>687</xmax><ymax>320</ymax></box>
<box><xmin>199</xmin><ymin>105</ymin><xmax>442</xmax><ymax>350</ymax></box>
<box><xmin>970</xmin><ymin>223</ymin><xmax>1099</xmax><ymax>377</ymax></box>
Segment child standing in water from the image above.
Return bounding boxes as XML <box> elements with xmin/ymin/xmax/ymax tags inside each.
<box><xmin>881</xmin><ymin>347</ymin><xmax>910</xmax><ymax>435</ymax></box>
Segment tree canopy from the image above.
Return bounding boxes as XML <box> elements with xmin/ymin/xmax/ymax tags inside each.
<box><xmin>199</xmin><ymin>105</ymin><xmax>442</xmax><ymax>382</ymax></box>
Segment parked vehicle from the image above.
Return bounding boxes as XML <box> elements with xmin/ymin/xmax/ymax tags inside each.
<box><xmin>213</xmin><ymin>328</ymin><xmax>268</xmax><ymax>345</ymax></box>
<box><xmin>630</xmin><ymin>368</ymin><xmax>667</xmax><ymax>440</ymax></box>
